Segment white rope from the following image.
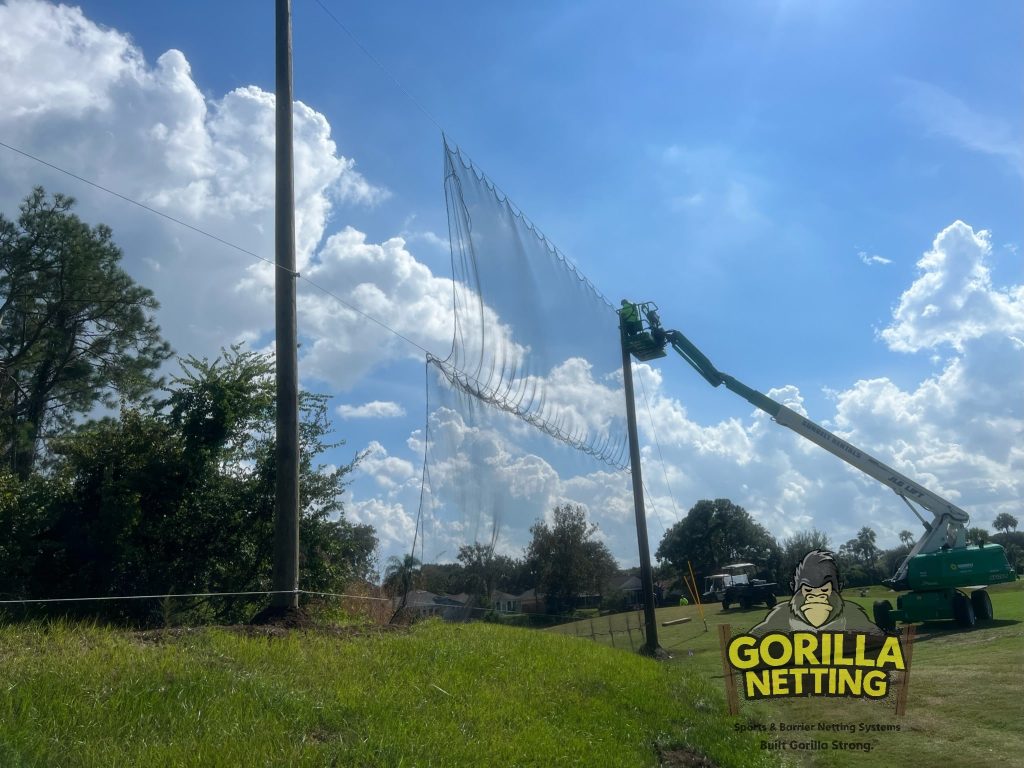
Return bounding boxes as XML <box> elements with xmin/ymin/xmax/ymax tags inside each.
<box><xmin>0</xmin><ymin>589</ymin><xmax>389</xmax><ymax>606</ymax></box>
<box><xmin>298</xmin><ymin>589</ymin><xmax>391</xmax><ymax>603</ymax></box>
<box><xmin>0</xmin><ymin>589</ymin><xmax>299</xmax><ymax>605</ymax></box>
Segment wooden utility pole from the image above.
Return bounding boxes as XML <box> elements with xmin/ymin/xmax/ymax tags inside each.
<box><xmin>620</xmin><ymin>323</ymin><xmax>664</xmax><ymax>657</ymax></box>
<box><xmin>271</xmin><ymin>0</ymin><xmax>300</xmax><ymax>611</ymax></box>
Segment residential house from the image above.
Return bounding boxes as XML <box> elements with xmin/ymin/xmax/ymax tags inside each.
<box><xmin>491</xmin><ymin>590</ymin><xmax>520</xmax><ymax>614</ymax></box>
<box><xmin>395</xmin><ymin>590</ymin><xmax>475</xmax><ymax>621</ymax></box>
<box><xmin>612</xmin><ymin>575</ymin><xmax>643</xmax><ymax>609</ymax></box>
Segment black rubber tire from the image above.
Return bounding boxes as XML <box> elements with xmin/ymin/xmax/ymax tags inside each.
<box><xmin>971</xmin><ymin>589</ymin><xmax>993</xmax><ymax>621</ymax></box>
<box><xmin>740</xmin><ymin>597</ymin><xmax>753</xmax><ymax>610</ymax></box>
<box><xmin>953</xmin><ymin>591</ymin><xmax>976</xmax><ymax>628</ymax></box>
<box><xmin>765</xmin><ymin>594</ymin><xmax>777</xmax><ymax>608</ymax></box>
<box><xmin>873</xmin><ymin>599</ymin><xmax>895</xmax><ymax>632</ymax></box>
<box><xmin>721</xmin><ymin>600</ymin><xmax>730</xmax><ymax>611</ymax></box>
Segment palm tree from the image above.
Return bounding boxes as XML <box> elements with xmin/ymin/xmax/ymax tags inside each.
<box><xmin>899</xmin><ymin>530</ymin><xmax>916</xmax><ymax>548</ymax></box>
<box><xmin>854</xmin><ymin>526</ymin><xmax>879</xmax><ymax>565</ymax></box>
<box><xmin>993</xmin><ymin>513</ymin><xmax>1018</xmax><ymax>535</ymax></box>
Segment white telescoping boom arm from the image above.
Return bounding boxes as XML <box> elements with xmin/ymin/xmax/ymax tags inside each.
<box><xmin>661</xmin><ymin>327</ymin><xmax>969</xmax><ymax>587</ymax></box>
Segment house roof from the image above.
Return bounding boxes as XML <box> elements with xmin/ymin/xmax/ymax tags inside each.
<box><xmin>434</xmin><ymin>594</ymin><xmax>467</xmax><ymax>606</ymax></box>
<box><xmin>613</xmin><ymin>575</ymin><xmax>643</xmax><ymax>591</ymax></box>
<box><xmin>403</xmin><ymin>590</ymin><xmax>439</xmax><ymax>606</ymax></box>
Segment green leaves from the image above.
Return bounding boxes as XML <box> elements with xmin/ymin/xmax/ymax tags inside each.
<box><xmin>0</xmin><ymin>188</ymin><xmax>172</xmax><ymax>478</ymax></box>
<box><xmin>0</xmin><ymin>346</ymin><xmax>375</xmax><ymax>625</ymax></box>
<box><xmin>526</xmin><ymin>504</ymin><xmax>618</xmax><ymax>614</ymax></box>
<box><xmin>655</xmin><ymin>498</ymin><xmax>780</xmax><ymax>584</ymax></box>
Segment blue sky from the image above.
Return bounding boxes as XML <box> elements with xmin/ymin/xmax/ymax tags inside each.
<box><xmin>1</xmin><ymin>0</ymin><xmax>1021</xmax><ymax>572</ymax></box>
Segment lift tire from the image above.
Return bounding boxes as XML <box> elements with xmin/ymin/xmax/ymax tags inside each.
<box><xmin>971</xmin><ymin>590</ymin><xmax>993</xmax><ymax>621</ymax></box>
<box><xmin>953</xmin><ymin>591</ymin><xmax>976</xmax><ymax>628</ymax></box>
<box><xmin>721</xmin><ymin>600</ymin><xmax>730</xmax><ymax>611</ymax></box>
<box><xmin>765</xmin><ymin>594</ymin><xmax>777</xmax><ymax>608</ymax></box>
<box><xmin>873</xmin><ymin>600</ymin><xmax>895</xmax><ymax>631</ymax></box>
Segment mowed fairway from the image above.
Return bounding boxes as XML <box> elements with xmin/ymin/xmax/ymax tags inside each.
<box><xmin>549</xmin><ymin>580</ymin><xmax>1024</xmax><ymax>768</ymax></box>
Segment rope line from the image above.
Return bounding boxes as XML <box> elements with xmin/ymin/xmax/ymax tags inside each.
<box><xmin>0</xmin><ymin>589</ymin><xmax>299</xmax><ymax>605</ymax></box>
<box><xmin>0</xmin><ymin>588</ymin><xmax>395</xmax><ymax>606</ymax></box>
<box><xmin>637</xmin><ymin>364</ymin><xmax>682</xmax><ymax>527</ymax></box>
<box><xmin>297</xmin><ymin>589</ymin><xmax>391</xmax><ymax>603</ymax></box>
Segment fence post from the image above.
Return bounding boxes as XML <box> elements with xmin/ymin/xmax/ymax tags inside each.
<box><xmin>626</xmin><ymin>613</ymin><xmax>635</xmax><ymax>651</ymax></box>
<box><xmin>895</xmin><ymin>625</ymin><xmax>917</xmax><ymax>716</ymax></box>
<box><xmin>717</xmin><ymin>624</ymin><xmax>739</xmax><ymax>715</ymax></box>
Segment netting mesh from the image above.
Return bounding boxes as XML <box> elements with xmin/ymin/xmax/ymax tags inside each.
<box><xmin>414</xmin><ymin>141</ymin><xmax>633</xmax><ymax>563</ymax></box>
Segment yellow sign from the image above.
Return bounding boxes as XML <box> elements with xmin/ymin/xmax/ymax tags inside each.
<box><xmin>726</xmin><ymin>631</ymin><xmax>906</xmax><ymax>699</ymax></box>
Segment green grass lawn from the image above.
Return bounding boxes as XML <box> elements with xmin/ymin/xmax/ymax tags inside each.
<box><xmin>0</xmin><ymin>618</ymin><xmax>779</xmax><ymax>768</ymax></box>
<box><xmin>1</xmin><ymin>583</ymin><xmax>1019</xmax><ymax>767</ymax></box>
<box><xmin>550</xmin><ymin>580</ymin><xmax>1024</xmax><ymax>768</ymax></box>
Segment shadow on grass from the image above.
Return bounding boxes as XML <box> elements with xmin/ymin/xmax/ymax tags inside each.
<box><xmin>665</xmin><ymin>627</ymin><xmax>712</xmax><ymax>650</ymax></box>
<box><xmin>908</xmin><ymin>617</ymin><xmax>1020</xmax><ymax>643</ymax></box>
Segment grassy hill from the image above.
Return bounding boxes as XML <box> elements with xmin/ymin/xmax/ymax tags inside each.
<box><xmin>0</xmin><ymin>618</ymin><xmax>777</xmax><ymax>767</ymax></box>
<box><xmin>2</xmin><ymin>582</ymin><xmax>1019</xmax><ymax>767</ymax></box>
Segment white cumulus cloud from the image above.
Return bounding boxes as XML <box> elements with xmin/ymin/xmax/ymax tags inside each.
<box><xmin>337</xmin><ymin>401</ymin><xmax>407</xmax><ymax>419</ymax></box>
<box><xmin>0</xmin><ymin>0</ymin><xmax>387</xmax><ymax>364</ymax></box>
<box><xmin>881</xmin><ymin>221</ymin><xmax>1024</xmax><ymax>353</ymax></box>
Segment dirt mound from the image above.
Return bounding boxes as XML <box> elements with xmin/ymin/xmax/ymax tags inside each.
<box><xmin>658</xmin><ymin>746</ymin><xmax>718</xmax><ymax>768</ymax></box>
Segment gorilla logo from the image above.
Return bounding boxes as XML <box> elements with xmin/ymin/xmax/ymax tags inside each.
<box><xmin>749</xmin><ymin>550</ymin><xmax>884</xmax><ymax>636</ymax></box>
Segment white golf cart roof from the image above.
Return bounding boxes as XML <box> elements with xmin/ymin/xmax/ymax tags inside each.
<box><xmin>722</xmin><ymin>563</ymin><xmax>755</xmax><ymax>570</ymax></box>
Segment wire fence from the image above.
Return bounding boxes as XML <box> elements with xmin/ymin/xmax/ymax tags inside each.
<box><xmin>566</xmin><ymin>610</ymin><xmax>650</xmax><ymax>652</ymax></box>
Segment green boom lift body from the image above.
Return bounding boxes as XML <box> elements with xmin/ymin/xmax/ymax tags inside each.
<box><xmin>619</xmin><ymin>301</ymin><xmax>1017</xmax><ymax>630</ymax></box>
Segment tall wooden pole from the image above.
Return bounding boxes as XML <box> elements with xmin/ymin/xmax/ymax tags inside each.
<box><xmin>272</xmin><ymin>0</ymin><xmax>300</xmax><ymax>610</ymax></box>
<box><xmin>620</xmin><ymin>324</ymin><xmax>662</xmax><ymax>656</ymax></box>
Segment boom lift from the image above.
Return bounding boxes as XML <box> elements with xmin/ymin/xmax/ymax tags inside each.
<box><xmin>620</xmin><ymin>301</ymin><xmax>1017</xmax><ymax>630</ymax></box>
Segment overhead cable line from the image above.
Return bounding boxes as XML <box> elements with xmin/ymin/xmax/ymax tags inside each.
<box><xmin>640</xmin><ymin>477</ymin><xmax>667</xmax><ymax>541</ymax></box>
<box><xmin>637</xmin><ymin>364</ymin><xmax>682</xmax><ymax>525</ymax></box>
<box><xmin>0</xmin><ymin>139</ymin><xmax>431</xmax><ymax>358</ymax></box>
<box><xmin>0</xmin><ymin>141</ymin><xmax>286</xmax><ymax>275</ymax></box>
<box><xmin>308</xmin><ymin>0</ymin><xmax>445</xmax><ymax>134</ymax></box>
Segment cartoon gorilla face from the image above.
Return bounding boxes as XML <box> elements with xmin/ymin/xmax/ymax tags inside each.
<box><xmin>789</xmin><ymin>550</ymin><xmax>845</xmax><ymax>628</ymax></box>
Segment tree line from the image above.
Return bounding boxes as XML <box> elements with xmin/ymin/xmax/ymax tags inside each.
<box><xmin>654</xmin><ymin>498</ymin><xmax>1021</xmax><ymax>595</ymax></box>
<box><xmin>385</xmin><ymin>503</ymin><xmax>620</xmax><ymax>618</ymax></box>
<box><xmin>0</xmin><ymin>189</ymin><xmax>376</xmax><ymax>626</ymax></box>
<box><xmin>385</xmin><ymin>495</ymin><xmax>1021</xmax><ymax>623</ymax></box>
